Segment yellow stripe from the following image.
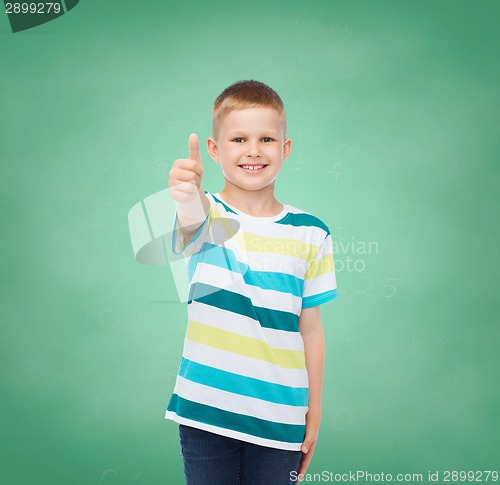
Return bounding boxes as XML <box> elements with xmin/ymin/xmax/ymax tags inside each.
<box><xmin>210</xmin><ymin>204</ymin><xmax>222</xmax><ymax>219</ymax></box>
<box><xmin>237</xmin><ymin>233</ymin><xmax>316</xmax><ymax>261</ymax></box>
<box><xmin>186</xmin><ymin>320</ymin><xmax>305</xmax><ymax>369</ymax></box>
<box><xmin>211</xmin><ymin>199</ymin><xmax>318</xmax><ymax>260</ymax></box>
<box><xmin>305</xmin><ymin>253</ymin><xmax>334</xmax><ymax>280</ymax></box>
<box><xmin>210</xmin><ymin>206</ymin><xmax>243</xmax><ymax>242</ymax></box>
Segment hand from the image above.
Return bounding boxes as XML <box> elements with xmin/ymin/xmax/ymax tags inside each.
<box><xmin>168</xmin><ymin>133</ymin><xmax>204</xmax><ymax>204</ymax></box>
<box><xmin>296</xmin><ymin>411</ymin><xmax>321</xmax><ymax>483</ymax></box>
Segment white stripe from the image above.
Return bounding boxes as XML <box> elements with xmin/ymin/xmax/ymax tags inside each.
<box><xmin>213</xmin><ymin>213</ymin><xmax>327</xmax><ymax>244</ymax></box>
<box><xmin>209</xmin><ymin>192</ymin><xmax>327</xmax><ymax>243</ymax></box>
<box><xmin>191</xmin><ymin>247</ymin><xmax>309</xmax><ymax>283</ymax></box>
<box><xmin>193</xmin><ymin>242</ymin><xmax>309</xmax><ymax>286</ymax></box>
<box><xmin>188</xmin><ymin>302</ymin><xmax>304</xmax><ymax>351</ymax></box>
<box><xmin>191</xmin><ymin>260</ymin><xmax>245</xmax><ymax>291</ymax></box>
<box><xmin>165</xmin><ymin>412</ymin><xmax>303</xmax><ymax>450</ymax></box>
<box><xmin>194</xmin><ymin>262</ymin><xmax>302</xmax><ymax>313</ymax></box>
<box><xmin>182</xmin><ymin>340</ymin><xmax>309</xmax><ymax>387</ymax></box>
<box><xmin>174</xmin><ymin>376</ymin><xmax>307</xmax><ymax>425</ymax></box>
<box><xmin>303</xmin><ymin>271</ymin><xmax>337</xmax><ymax>298</ymax></box>
<box><xmin>244</xmin><ymin>251</ymin><xmax>309</xmax><ymax>277</ymax></box>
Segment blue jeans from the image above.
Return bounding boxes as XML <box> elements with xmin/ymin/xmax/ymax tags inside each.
<box><xmin>179</xmin><ymin>424</ymin><xmax>303</xmax><ymax>485</ymax></box>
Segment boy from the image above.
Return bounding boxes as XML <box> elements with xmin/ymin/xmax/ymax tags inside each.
<box><xmin>166</xmin><ymin>80</ymin><xmax>338</xmax><ymax>484</ymax></box>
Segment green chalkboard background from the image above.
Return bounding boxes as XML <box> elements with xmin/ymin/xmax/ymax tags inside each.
<box><xmin>1</xmin><ymin>1</ymin><xmax>499</xmax><ymax>483</ymax></box>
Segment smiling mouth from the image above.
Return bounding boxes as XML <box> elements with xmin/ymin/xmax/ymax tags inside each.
<box><xmin>239</xmin><ymin>164</ymin><xmax>268</xmax><ymax>172</ymax></box>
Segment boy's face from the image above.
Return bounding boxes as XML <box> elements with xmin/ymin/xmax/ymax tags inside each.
<box><xmin>207</xmin><ymin>107</ymin><xmax>291</xmax><ymax>193</ymax></box>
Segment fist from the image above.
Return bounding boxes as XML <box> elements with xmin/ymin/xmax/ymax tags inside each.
<box><xmin>168</xmin><ymin>133</ymin><xmax>204</xmax><ymax>203</ymax></box>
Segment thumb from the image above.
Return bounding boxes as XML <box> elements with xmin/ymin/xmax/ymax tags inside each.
<box><xmin>301</xmin><ymin>441</ymin><xmax>311</xmax><ymax>454</ymax></box>
<box><xmin>301</xmin><ymin>434</ymin><xmax>315</xmax><ymax>453</ymax></box>
<box><xmin>188</xmin><ymin>133</ymin><xmax>202</xmax><ymax>163</ymax></box>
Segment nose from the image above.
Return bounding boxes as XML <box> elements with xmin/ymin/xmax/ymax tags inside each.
<box><xmin>246</xmin><ymin>140</ymin><xmax>261</xmax><ymax>158</ymax></box>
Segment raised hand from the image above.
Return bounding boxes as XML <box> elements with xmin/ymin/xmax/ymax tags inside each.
<box><xmin>168</xmin><ymin>133</ymin><xmax>204</xmax><ymax>204</ymax></box>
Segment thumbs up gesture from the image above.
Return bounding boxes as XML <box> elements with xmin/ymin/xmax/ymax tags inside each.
<box><xmin>168</xmin><ymin>133</ymin><xmax>204</xmax><ymax>204</ymax></box>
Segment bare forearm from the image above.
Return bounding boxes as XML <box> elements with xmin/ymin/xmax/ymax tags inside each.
<box><xmin>302</xmin><ymin>328</ymin><xmax>325</xmax><ymax>414</ymax></box>
<box><xmin>298</xmin><ymin>306</ymin><xmax>325</xmax><ymax>413</ymax></box>
<box><xmin>176</xmin><ymin>187</ymin><xmax>210</xmax><ymax>240</ymax></box>
<box><xmin>298</xmin><ymin>306</ymin><xmax>325</xmax><ymax>470</ymax></box>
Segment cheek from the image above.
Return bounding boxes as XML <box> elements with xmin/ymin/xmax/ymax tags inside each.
<box><xmin>268</xmin><ymin>146</ymin><xmax>283</xmax><ymax>157</ymax></box>
<box><xmin>220</xmin><ymin>146</ymin><xmax>237</xmax><ymax>160</ymax></box>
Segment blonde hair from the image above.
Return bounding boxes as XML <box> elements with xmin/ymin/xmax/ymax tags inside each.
<box><xmin>212</xmin><ymin>80</ymin><xmax>287</xmax><ymax>140</ymax></box>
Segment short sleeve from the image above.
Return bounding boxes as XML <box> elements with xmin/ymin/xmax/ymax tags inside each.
<box><xmin>171</xmin><ymin>208</ymin><xmax>211</xmax><ymax>257</ymax></box>
<box><xmin>302</xmin><ymin>232</ymin><xmax>338</xmax><ymax>308</ymax></box>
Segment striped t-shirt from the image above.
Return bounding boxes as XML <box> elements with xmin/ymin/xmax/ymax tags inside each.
<box><xmin>165</xmin><ymin>191</ymin><xmax>338</xmax><ymax>450</ymax></box>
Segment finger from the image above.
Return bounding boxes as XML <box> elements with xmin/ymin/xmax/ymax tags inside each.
<box><xmin>170</xmin><ymin>180</ymin><xmax>198</xmax><ymax>193</ymax></box>
<box><xmin>175</xmin><ymin>158</ymin><xmax>203</xmax><ymax>178</ymax></box>
<box><xmin>301</xmin><ymin>437</ymin><xmax>315</xmax><ymax>454</ymax></box>
<box><xmin>297</xmin><ymin>439</ymin><xmax>316</xmax><ymax>478</ymax></box>
<box><xmin>188</xmin><ymin>133</ymin><xmax>202</xmax><ymax>164</ymax></box>
<box><xmin>173</xmin><ymin>166</ymin><xmax>202</xmax><ymax>183</ymax></box>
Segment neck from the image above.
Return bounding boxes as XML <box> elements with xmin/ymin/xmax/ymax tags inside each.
<box><xmin>219</xmin><ymin>184</ymin><xmax>282</xmax><ymax>217</ymax></box>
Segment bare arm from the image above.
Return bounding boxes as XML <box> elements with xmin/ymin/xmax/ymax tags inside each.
<box><xmin>168</xmin><ymin>133</ymin><xmax>210</xmax><ymax>247</ymax></box>
<box><xmin>297</xmin><ymin>305</ymin><xmax>325</xmax><ymax>480</ymax></box>
<box><xmin>176</xmin><ymin>188</ymin><xmax>210</xmax><ymax>245</ymax></box>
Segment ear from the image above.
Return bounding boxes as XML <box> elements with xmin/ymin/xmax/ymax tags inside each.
<box><xmin>207</xmin><ymin>137</ymin><xmax>220</xmax><ymax>164</ymax></box>
<box><xmin>282</xmin><ymin>137</ymin><xmax>292</xmax><ymax>161</ymax></box>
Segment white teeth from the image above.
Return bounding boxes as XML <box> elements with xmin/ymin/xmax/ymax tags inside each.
<box><xmin>241</xmin><ymin>165</ymin><xmax>264</xmax><ymax>170</ymax></box>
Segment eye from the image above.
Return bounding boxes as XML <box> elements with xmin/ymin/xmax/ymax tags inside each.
<box><xmin>233</xmin><ymin>137</ymin><xmax>245</xmax><ymax>143</ymax></box>
<box><xmin>262</xmin><ymin>137</ymin><xmax>274</xmax><ymax>143</ymax></box>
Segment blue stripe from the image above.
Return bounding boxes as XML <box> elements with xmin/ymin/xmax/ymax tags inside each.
<box><xmin>211</xmin><ymin>193</ymin><xmax>238</xmax><ymax>214</ymax></box>
<box><xmin>243</xmin><ymin>267</ymin><xmax>303</xmax><ymax>298</ymax></box>
<box><xmin>275</xmin><ymin>212</ymin><xmax>330</xmax><ymax>236</ymax></box>
<box><xmin>187</xmin><ymin>242</ymin><xmax>241</xmax><ymax>282</ymax></box>
<box><xmin>167</xmin><ymin>394</ymin><xmax>305</xmax><ymax>443</ymax></box>
<box><xmin>179</xmin><ymin>358</ymin><xmax>308</xmax><ymax>406</ymax></box>
<box><xmin>188</xmin><ymin>242</ymin><xmax>304</xmax><ymax>297</ymax></box>
<box><xmin>302</xmin><ymin>288</ymin><xmax>338</xmax><ymax>308</ymax></box>
<box><xmin>188</xmin><ymin>283</ymin><xmax>299</xmax><ymax>332</ymax></box>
